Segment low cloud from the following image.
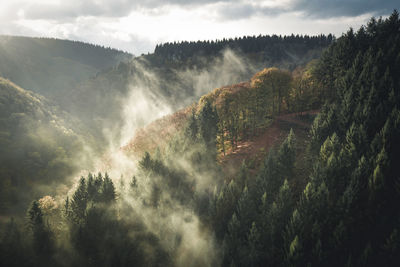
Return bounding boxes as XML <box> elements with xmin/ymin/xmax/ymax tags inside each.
<box><xmin>215</xmin><ymin>0</ymin><xmax>397</xmax><ymax>21</ymax></box>
<box><xmin>1</xmin><ymin>0</ymin><xmax>397</xmax><ymax>63</ymax></box>
<box><xmin>15</xmin><ymin>0</ymin><xmax>238</xmax><ymax>21</ymax></box>
<box><xmin>215</xmin><ymin>2</ymin><xmax>287</xmax><ymax>21</ymax></box>
<box><xmin>13</xmin><ymin>0</ymin><xmax>397</xmax><ymax>23</ymax></box>
<box><xmin>292</xmin><ymin>0</ymin><xmax>398</xmax><ymax>18</ymax></box>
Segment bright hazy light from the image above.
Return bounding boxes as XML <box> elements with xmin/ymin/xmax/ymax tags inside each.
<box><xmin>0</xmin><ymin>0</ymin><xmax>393</xmax><ymax>54</ymax></box>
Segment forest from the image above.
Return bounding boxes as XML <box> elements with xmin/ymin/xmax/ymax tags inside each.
<box><xmin>0</xmin><ymin>10</ymin><xmax>400</xmax><ymax>267</ymax></box>
<box><xmin>154</xmin><ymin>34</ymin><xmax>333</xmax><ymax>63</ymax></box>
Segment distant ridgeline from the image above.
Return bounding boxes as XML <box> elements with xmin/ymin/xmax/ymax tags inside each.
<box><xmin>153</xmin><ymin>34</ymin><xmax>334</xmax><ymax>66</ymax></box>
<box><xmin>0</xmin><ymin>77</ymin><xmax>95</xmax><ymax>215</ymax></box>
<box><xmin>0</xmin><ymin>35</ymin><xmax>131</xmax><ymax>70</ymax></box>
<box><xmin>0</xmin><ymin>35</ymin><xmax>131</xmax><ymax>98</ymax></box>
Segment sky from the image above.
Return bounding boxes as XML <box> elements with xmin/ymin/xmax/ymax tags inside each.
<box><xmin>0</xmin><ymin>0</ymin><xmax>398</xmax><ymax>55</ymax></box>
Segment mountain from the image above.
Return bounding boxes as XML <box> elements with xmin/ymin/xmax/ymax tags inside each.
<box><xmin>0</xmin><ymin>34</ymin><xmax>331</xmax><ymax>146</ymax></box>
<box><xmin>0</xmin><ymin>77</ymin><xmax>94</xmax><ymax>215</ymax></box>
<box><xmin>2</xmin><ymin>12</ymin><xmax>400</xmax><ymax>266</ymax></box>
<box><xmin>122</xmin><ymin>65</ymin><xmax>320</xmax><ymax>178</ymax></box>
<box><xmin>153</xmin><ymin>34</ymin><xmax>333</xmax><ymax>69</ymax></box>
<box><xmin>83</xmin><ymin>12</ymin><xmax>400</xmax><ymax>267</ymax></box>
<box><xmin>65</xmin><ymin>34</ymin><xmax>332</xmax><ymax>138</ymax></box>
<box><xmin>0</xmin><ymin>35</ymin><xmax>132</xmax><ymax>100</ymax></box>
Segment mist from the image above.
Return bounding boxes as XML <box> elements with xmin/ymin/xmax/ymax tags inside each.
<box><xmin>2</xmin><ymin>12</ymin><xmax>396</xmax><ymax>267</ymax></box>
<box><xmin>21</xmin><ymin>48</ymin><xmax>257</xmax><ymax>266</ymax></box>
<box><xmin>0</xmin><ymin>45</ymin><xmax>302</xmax><ymax>266</ymax></box>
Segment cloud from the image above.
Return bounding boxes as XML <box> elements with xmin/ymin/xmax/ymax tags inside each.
<box><xmin>15</xmin><ymin>0</ymin><xmax>238</xmax><ymax>21</ymax></box>
<box><xmin>215</xmin><ymin>2</ymin><xmax>288</xmax><ymax>21</ymax></box>
<box><xmin>4</xmin><ymin>0</ymin><xmax>398</xmax><ymax>23</ymax></box>
<box><xmin>1</xmin><ymin>0</ymin><xmax>398</xmax><ymax>55</ymax></box>
<box><xmin>22</xmin><ymin>1</ymin><xmax>141</xmax><ymax>20</ymax></box>
<box><xmin>215</xmin><ymin>0</ymin><xmax>397</xmax><ymax>21</ymax></box>
<box><xmin>292</xmin><ymin>0</ymin><xmax>399</xmax><ymax>18</ymax></box>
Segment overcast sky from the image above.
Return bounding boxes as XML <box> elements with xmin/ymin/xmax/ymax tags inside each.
<box><xmin>0</xmin><ymin>0</ymin><xmax>398</xmax><ymax>55</ymax></box>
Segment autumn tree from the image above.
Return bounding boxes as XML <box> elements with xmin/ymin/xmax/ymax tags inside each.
<box><xmin>251</xmin><ymin>67</ymin><xmax>292</xmax><ymax>116</ymax></box>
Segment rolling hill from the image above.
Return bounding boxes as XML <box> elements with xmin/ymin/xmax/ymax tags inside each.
<box><xmin>0</xmin><ymin>35</ymin><xmax>131</xmax><ymax>100</ymax></box>
<box><xmin>65</xmin><ymin>34</ymin><xmax>332</xmax><ymax>140</ymax></box>
<box><xmin>0</xmin><ymin>77</ymin><xmax>94</xmax><ymax>215</ymax></box>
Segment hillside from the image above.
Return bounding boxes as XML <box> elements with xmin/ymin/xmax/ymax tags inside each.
<box><xmin>1</xmin><ymin>12</ymin><xmax>400</xmax><ymax>267</ymax></box>
<box><xmin>0</xmin><ymin>77</ymin><xmax>94</xmax><ymax>215</ymax></box>
<box><xmin>108</xmin><ymin>13</ymin><xmax>400</xmax><ymax>267</ymax></box>
<box><xmin>0</xmin><ymin>34</ymin><xmax>331</xmax><ymax>146</ymax></box>
<box><xmin>122</xmin><ymin>70</ymin><xmax>319</xmax><ymax>181</ymax></box>
<box><xmin>153</xmin><ymin>34</ymin><xmax>333</xmax><ymax>69</ymax></box>
<box><xmin>66</xmin><ymin>35</ymin><xmax>331</xmax><ymax>137</ymax></box>
<box><xmin>0</xmin><ymin>35</ymin><xmax>131</xmax><ymax>99</ymax></box>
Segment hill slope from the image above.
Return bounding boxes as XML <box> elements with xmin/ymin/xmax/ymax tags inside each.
<box><xmin>66</xmin><ymin>35</ymin><xmax>331</xmax><ymax>137</ymax></box>
<box><xmin>0</xmin><ymin>77</ymin><xmax>93</xmax><ymax>215</ymax></box>
<box><xmin>0</xmin><ymin>36</ymin><xmax>131</xmax><ymax>99</ymax></box>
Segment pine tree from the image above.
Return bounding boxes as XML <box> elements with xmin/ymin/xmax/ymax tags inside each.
<box><xmin>185</xmin><ymin>108</ymin><xmax>198</xmax><ymax>141</ymax></box>
<box><xmin>27</xmin><ymin>201</ymin><xmax>54</xmax><ymax>261</ymax></box>
<box><xmin>277</xmin><ymin>129</ymin><xmax>296</xmax><ymax>179</ymax></box>
<box><xmin>0</xmin><ymin>218</ymin><xmax>29</xmax><ymax>267</ymax></box>
<box><xmin>101</xmin><ymin>173</ymin><xmax>116</xmax><ymax>203</ymax></box>
<box><xmin>70</xmin><ymin>177</ymin><xmax>88</xmax><ymax>222</ymax></box>
<box><xmin>199</xmin><ymin>100</ymin><xmax>219</xmax><ymax>150</ymax></box>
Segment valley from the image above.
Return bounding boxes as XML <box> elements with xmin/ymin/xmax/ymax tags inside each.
<box><xmin>0</xmin><ymin>10</ymin><xmax>400</xmax><ymax>267</ymax></box>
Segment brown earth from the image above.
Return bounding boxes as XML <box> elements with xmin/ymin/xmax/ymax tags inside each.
<box><xmin>121</xmin><ymin>105</ymin><xmax>318</xmax><ymax>192</ymax></box>
<box><xmin>219</xmin><ymin>110</ymin><xmax>319</xmax><ymax>179</ymax></box>
<box><xmin>121</xmin><ymin>106</ymin><xmax>192</xmax><ymax>156</ymax></box>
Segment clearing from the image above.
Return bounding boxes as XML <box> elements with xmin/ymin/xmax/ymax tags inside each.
<box><xmin>219</xmin><ymin>110</ymin><xmax>319</xmax><ymax>181</ymax></box>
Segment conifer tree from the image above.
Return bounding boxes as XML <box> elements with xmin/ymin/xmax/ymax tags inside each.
<box><xmin>27</xmin><ymin>200</ymin><xmax>54</xmax><ymax>261</ymax></box>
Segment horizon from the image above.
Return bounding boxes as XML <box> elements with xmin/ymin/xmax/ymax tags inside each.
<box><xmin>0</xmin><ymin>0</ymin><xmax>397</xmax><ymax>55</ymax></box>
<box><xmin>0</xmin><ymin>32</ymin><xmax>335</xmax><ymax>55</ymax></box>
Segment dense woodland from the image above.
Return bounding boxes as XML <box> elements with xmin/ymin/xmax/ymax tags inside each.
<box><xmin>0</xmin><ymin>36</ymin><xmax>131</xmax><ymax>98</ymax></box>
<box><xmin>154</xmin><ymin>34</ymin><xmax>333</xmax><ymax>63</ymax></box>
<box><xmin>52</xmin><ymin>32</ymin><xmax>331</xmax><ymax>148</ymax></box>
<box><xmin>1</xmin><ymin>11</ymin><xmax>400</xmax><ymax>267</ymax></box>
<box><xmin>0</xmin><ymin>78</ymin><xmax>96</xmax><ymax>215</ymax></box>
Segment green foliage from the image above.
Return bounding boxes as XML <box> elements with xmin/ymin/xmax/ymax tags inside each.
<box><xmin>0</xmin><ymin>78</ymin><xmax>93</xmax><ymax>216</ymax></box>
<box><xmin>27</xmin><ymin>201</ymin><xmax>55</xmax><ymax>263</ymax></box>
<box><xmin>63</xmin><ymin>172</ymin><xmax>171</xmax><ymax>267</ymax></box>
<box><xmin>283</xmin><ymin>10</ymin><xmax>400</xmax><ymax>267</ymax></box>
<box><xmin>0</xmin><ymin>218</ymin><xmax>32</xmax><ymax>267</ymax></box>
<box><xmin>69</xmin><ymin>33</ymin><xmax>330</xmax><ymax>147</ymax></box>
<box><xmin>218</xmin><ymin>131</ymin><xmax>297</xmax><ymax>266</ymax></box>
<box><xmin>185</xmin><ymin>108</ymin><xmax>199</xmax><ymax>141</ymax></box>
<box><xmin>216</xmin><ymin>11</ymin><xmax>400</xmax><ymax>267</ymax></box>
<box><xmin>199</xmin><ymin>100</ymin><xmax>219</xmax><ymax>150</ymax></box>
<box><xmin>67</xmin><ymin>173</ymin><xmax>117</xmax><ymax>224</ymax></box>
<box><xmin>0</xmin><ymin>35</ymin><xmax>131</xmax><ymax>100</ymax></box>
<box><xmin>251</xmin><ymin>67</ymin><xmax>292</xmax><ymax>115</ymax></box>
<box><xmin>154</xmin><ymin>34</ymin><xmax>333</xmax><ymax>65</ymax></box>
<box><xmin>3</xmin><ymin>12</ymin><xmax>400</xmax><ymax>267</ymax></box>
<box><xmin>288</xmin><ymin>61</ymin><xmax>323</xmax><ymax>112</ymax></box>
<box><xmin>70</xmin><ymin>177</ymin><xmax>88</xmax><ymax>223</ymax></box>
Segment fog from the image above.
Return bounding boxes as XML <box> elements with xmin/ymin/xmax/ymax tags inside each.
<box><xmin>26</xmin><ymin>48</ymin><xmax>259</xmax><ymax>266</ymax></box>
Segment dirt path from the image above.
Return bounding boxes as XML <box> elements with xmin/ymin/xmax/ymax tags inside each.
<box><xmin>219</xmin><ymin>110</ymin><xmax>318</xmax><ymax>178</ymax></box>
<box><xmin>276</xmin><ymin>110</ymin><xmax>319</xmax><ymax>128</ymax></box>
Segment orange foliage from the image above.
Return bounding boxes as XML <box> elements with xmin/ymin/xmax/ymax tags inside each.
<box><xmin>121</xmin><ymin>106</ymin><xmax>192</xmax><ymax>155</ymax></box>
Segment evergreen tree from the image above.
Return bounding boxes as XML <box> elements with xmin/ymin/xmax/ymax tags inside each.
<box><xmin>0</xmin><ymin>218</ymin><xmax>30</xmax><ymax>267</ymax></box>
<box><xmin>199</xmin><ymin>100</ymin><xmax>219</xmax><ymax>150</ymax></box>
<box><xmin>185</xmin><ymin>108</ymin><xmax>198</xmax><ymax>141</ymax></box>
<box><xmin>101</xmin><ymin>173</ymin><xmax>116</xmax><ymax>203</ymax></box>
<box><xmin>70</xmin><ymin>177</ymin><xmax>88</xmax><ymax>223</ymax></box>
<box><xmin>27</xmin><ymin>200</ymin><xmax>54</xmax><ymax>262</ymax></box>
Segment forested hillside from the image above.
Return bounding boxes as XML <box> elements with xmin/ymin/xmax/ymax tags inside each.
<box><xmin>67</xmin><ymin>34</ymin><xmax>331</xmax><ymax>141</ymax></box>
<box><xmin>0</xmin><ymin>36</ymin><xmax>131</xmax><ymax>99</ymax></box>
<box><xmin>0</xmin><ymin>77</ymin><xmax>95</xmax><ymax>216</ymax></box>
<box><xmin>154</xmin><ymin>34</ymin><xmax>333</xmax><ymax>67</ymax></box>
<box><xmin>1</xmin><ymin>11</ymin><xmax>400</xmax><ymax>267</ymax></box>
